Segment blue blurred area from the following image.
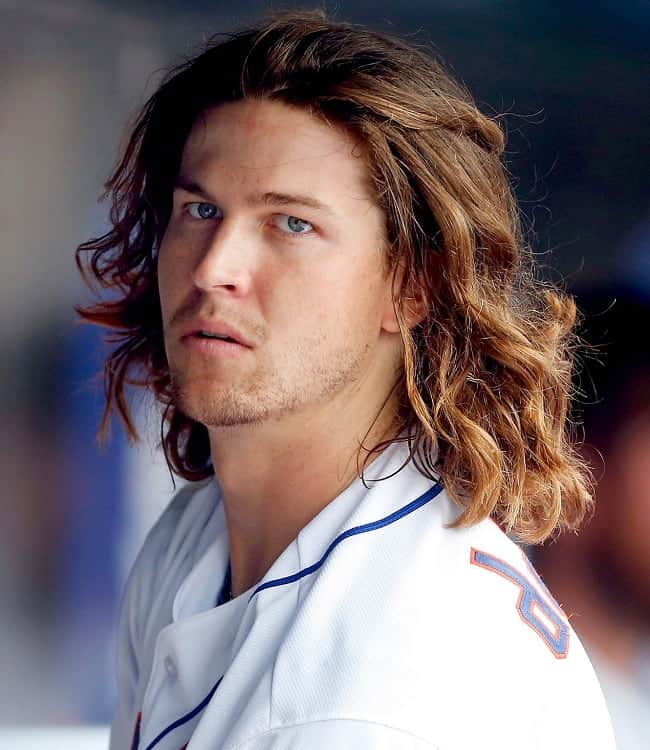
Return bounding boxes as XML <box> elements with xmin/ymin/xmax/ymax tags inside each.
<box><xmin>57</xmin><ymin>321</ymin><xmax>126</xmax><ymax>722</ymax></box>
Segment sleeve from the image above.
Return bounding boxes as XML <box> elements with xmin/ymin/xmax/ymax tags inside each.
<box><xmin>108</xmin><ymin>483</ymin><xmax>198</xmax><ymax>750</ymax></box>
<box><xmin>529</xmin><ymin>655</ymin><xmax>617</xmax><ymax>750</ymax></box>
<box><xmin>532</xmin><ymin>695</ymin><xmax>617</xmax><ymax>749</ymax></box>
<box><xmin>108</xmin><ymin>540</ymin><xmax>148</xmax><ymax>750</ymax></box>
<box><xmin>230</xmin><ymin>720</ymin><xmax>440</xmax><ymax>750</ymax></box>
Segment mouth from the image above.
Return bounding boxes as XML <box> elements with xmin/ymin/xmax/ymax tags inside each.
<box><xmin>181</xmin><ymin>331</ymin><xmax>250</xmax><ymax>356</ymax></box>
<box><xmin>179</xmin><ymin>318</ymin><xmax>253</xmax><ymax>348</ymax></box>
<box><xmin>194</xmin><ymin>331</ymin><xmax>239</xmax><ymax>344</ymax></box>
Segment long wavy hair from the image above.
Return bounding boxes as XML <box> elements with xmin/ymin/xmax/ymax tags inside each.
<box><xmin>76</xmin><ymin>9</ymin><xmax>592</xmax><ymax>543</ymax></box>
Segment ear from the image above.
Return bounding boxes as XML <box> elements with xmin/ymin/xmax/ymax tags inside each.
<box><xmin>380</xmin><ymin>281</ymin><xmax>428</xmax><ymax>334</ymax></box>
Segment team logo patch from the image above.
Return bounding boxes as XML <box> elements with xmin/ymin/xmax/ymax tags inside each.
<box><xmin>470</xmin><ymin>547</ymin><xmax>570</xmax><ymax>658</ymax></box>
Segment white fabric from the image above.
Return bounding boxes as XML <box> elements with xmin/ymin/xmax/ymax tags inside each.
<box><xmin>110</xmin><ymin>439</ymin><xmax>616</xmax><ymax>750</ymax></box>
<box><xmin>586</xmin><ymin>646</ymin><xmax>650</xmax><ymax>750</ymax></box>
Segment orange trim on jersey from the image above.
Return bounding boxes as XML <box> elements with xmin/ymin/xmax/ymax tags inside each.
<box><xmin>470</xmin><ymin>546</ymin><xmax>570</xmax><ymax>659</ymax></box>
<box><xmin>518</xmin><ymin>548</ymin><xmax>567</xmax><ymax>621</ymax></box>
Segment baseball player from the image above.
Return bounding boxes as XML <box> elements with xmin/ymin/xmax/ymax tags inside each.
<box><xmin>75</xmin><ymin>10</ymin><xmax>616</xmax><ymax>750</ymax></box>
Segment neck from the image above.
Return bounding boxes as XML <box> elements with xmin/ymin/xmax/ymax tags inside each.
<box><xmin>208</xmin><ymin>392</ymin><xmax>402</xmax><ymax>598</ymax></box>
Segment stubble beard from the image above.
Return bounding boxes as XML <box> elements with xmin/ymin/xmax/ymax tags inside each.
<box><xmin>168</xmin><ymin>338</ymin><xmax>373</xmax><ymax>429</ymax></box>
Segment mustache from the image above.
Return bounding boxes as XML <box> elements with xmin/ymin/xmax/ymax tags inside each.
<box><xmin>169</xmin><ymin>298</ymin><xmax>263</xmax><ymax>340</ymax></box>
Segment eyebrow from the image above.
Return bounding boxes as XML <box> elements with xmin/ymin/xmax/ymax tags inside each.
<box><xmin>173</xmin><ymin>175</ymin><xmax>337</xmax><ymax>217</ymax></box>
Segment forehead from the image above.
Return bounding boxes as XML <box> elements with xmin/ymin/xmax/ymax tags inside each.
<box><xmin>180</xmin><ymin>98</ymin><xmax>376</xmax><ymax>206</ymax></box>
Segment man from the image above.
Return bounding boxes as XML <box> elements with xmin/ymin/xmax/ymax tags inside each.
<box><xmin>76</xmin><ymin>10</ymin><xmax>615</xmax><ymax>749</ymax></box>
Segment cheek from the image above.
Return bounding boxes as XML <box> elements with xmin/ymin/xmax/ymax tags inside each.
<box><xmin>156</xmin><ymin>234</ymin><xmax>190</xmax><ymax>311</ymax></box>
<box><xmin>276</xmin><ymin>262</ymin><xmax>385</xmax><ymax>339</ymax></box>
<box><xmin>156</xmin><ymin>251</ymin><xmax>174</xmax><ymax>318</ymax></box>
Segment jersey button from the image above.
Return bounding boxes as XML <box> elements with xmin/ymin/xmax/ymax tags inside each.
<box><xmin>164</xmin><ymin>656</ymin><xmax>177</xmax><ymax>679</ymax></box>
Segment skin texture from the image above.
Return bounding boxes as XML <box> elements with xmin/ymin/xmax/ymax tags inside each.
<box><xmin>157</xmin><ymin>98</ymin><xmax>419</xmax><ymax>597</ymax></box>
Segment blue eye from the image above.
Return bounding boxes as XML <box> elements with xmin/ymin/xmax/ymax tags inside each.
<box><xmin>186</xmin><ymin>202</ymin><xmax>221</xmax><ymax>220</ymax></box>
<box><xmin>276</xmin><ymin>215</ymin><xmax>314</xmax><ymax>235</ymax></box>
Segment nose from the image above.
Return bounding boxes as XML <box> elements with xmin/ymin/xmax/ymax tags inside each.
<box><xmin>191</xmin><ymin>217</ymin><xmax>255</xmax><ymax>296</ymax></box>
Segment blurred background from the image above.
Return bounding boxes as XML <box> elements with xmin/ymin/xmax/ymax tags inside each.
<box><xmin>0</xmin><ymin>0</ymin><xmax>648</xmax><ymax>747</ymax></box>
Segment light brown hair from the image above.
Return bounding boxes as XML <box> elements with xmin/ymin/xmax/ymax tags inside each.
<box><xmin>76</xmin><ymin>9</ymin><xmax>591</xmax><ymax>543</ymax></box>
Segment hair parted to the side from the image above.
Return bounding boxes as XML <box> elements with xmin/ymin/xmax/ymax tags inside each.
<box><xmin>75</xmin><ymin>8</ymin><xmax>592</xmax><ymax>543</ymax></box>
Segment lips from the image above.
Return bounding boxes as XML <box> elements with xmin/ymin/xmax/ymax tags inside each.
<box><xmin>180</xmin><ymin>317</ymin><xmax>252</xmax><ymax>348</ymax></box>
<box><xmin>196</xmin><ymin>331</ymin><xmax>238</xmax><ymax>343</ymax></box>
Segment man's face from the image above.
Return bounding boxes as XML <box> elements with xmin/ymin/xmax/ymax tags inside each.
<box><xmin>157</xmin><ymin>98</ymin><xmax>401</xmax><ymax>428</ymax></box>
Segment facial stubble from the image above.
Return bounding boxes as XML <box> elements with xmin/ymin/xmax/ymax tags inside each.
<box><xmin>168</xmin><ymin>334</ymin><xmax>374</xmax><ymax>428</ymax></box>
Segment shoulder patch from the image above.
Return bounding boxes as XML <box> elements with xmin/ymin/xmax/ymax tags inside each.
<box><xmin>470</xmin><ymin>547</ymin><xmax>570</xmax><ymax>659</ymax></box>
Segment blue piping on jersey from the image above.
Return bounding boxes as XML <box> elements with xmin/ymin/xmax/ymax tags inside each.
<box><xmin>247</xmin><ymin>480</ymin><xmax>444</xmax><ymax>603</ymax></box>
<box><xmin>143</xmin><ymin>676</ymin><xmax>223</xmax><ymax>750</ymax></box>
<box><xmin>142</xmin><ymin>481</ymin><xmax>443</xmax><ymax>750</ymax></box>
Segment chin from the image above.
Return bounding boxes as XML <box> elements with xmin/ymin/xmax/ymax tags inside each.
<box><xmin>176</xmin><ymin>389</ymin><xmax>270</xmax><ymax>428</ymax></box>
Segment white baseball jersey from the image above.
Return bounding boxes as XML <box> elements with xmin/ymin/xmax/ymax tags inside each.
<box><xmin>111</xmin><ymin>438</ymin><xmax>616</xmax><ymax>750</ymax></box>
